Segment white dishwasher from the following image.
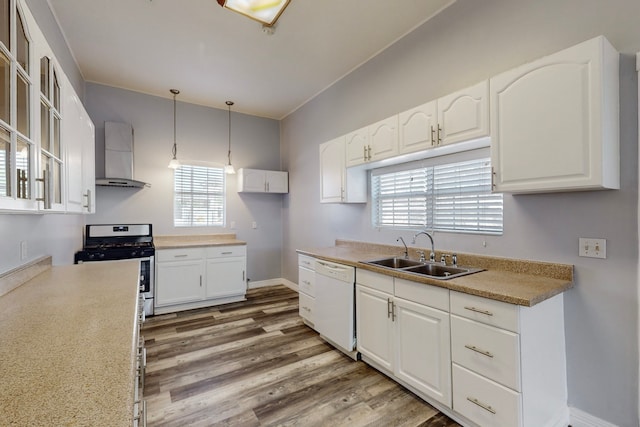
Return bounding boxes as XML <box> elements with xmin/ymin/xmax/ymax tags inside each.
<box><xmin>314</xmin><ymin>259</ymin><xmax>358</xmax><ymax>360</ymax></box>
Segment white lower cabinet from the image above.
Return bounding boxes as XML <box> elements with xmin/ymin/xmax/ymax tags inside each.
<box><xmin>356</xmin><ymin>270</ymin><xmax>568</xmax><ymax>427</ymax></box>
<box><xmin>297</xmin><ymin>254</ymin><xmax>316</xmax><ymax>325</ymax></box>
<box><xmin>155</xmin><ymin>245</ymin><xmax>246</xmax><ymax>314</ymax></box>
<box><xmin>356</xmin><ymin>271</ymin><xmax>452</xmax><ymax>408</ymax></box>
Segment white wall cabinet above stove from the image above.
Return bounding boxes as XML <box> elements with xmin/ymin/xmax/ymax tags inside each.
<box><xmin>490</xmin><ymin>35</ymin><xmax>619</xmax><ymax>193</ymax></box>
<box><xmin>237</xmin><ymin>168</ymin><xmax>288</xmax><ymax>193</ymax></box>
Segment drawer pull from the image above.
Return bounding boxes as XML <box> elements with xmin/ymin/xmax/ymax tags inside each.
<box><xmin>464</xmin><ymin>344</ymin><xmax>494</xmax><ymax>358</ymax></box>
<box><xmin>387</xmin><ymin>298</ymin><xmax>393</xmax><ymax>319</ymax></box>
<box><xmin>467</xmin><ymin>397</ymin><xmax>496</xmax><ymax>414</ymax></box>
<box><xmin>302</xmin><ymin>306</ymin><xmax>311</xmax><ymax>312</ymax></box>
<box><xmin>174</xmin><ymin>254</ymin><xmax>188</xmax><ymax>258</ymax></box>
<box><xmin>464</xmin><ymin>306</ymin><xmax>494</xmax><ymax>316</ymax></box>
<box><xmin>303</xmin><ymin>280</ymin><xmax>311</xmax><ymax>285</ymax></box>
<box><xmin>221</xmin><ymin>251</ymin><xmax>233</xmax><ymax>255</ymax></box>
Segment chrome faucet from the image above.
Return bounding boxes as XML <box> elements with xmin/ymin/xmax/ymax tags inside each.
<box><xmin>412</xmin><ymin>231</ymin><xmax>435</xmax><ymax>262</ymax></box>
<box><xmin>396</xmin><ymin>237</ymin><xmax>408</xmax><ymax>258</ymax></box>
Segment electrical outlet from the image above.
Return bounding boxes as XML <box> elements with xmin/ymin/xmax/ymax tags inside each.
<box><xmin>252</xmin><ymin>221</ymin><xmax>257</xmax><ymax>229</ymax></box>
<box><xmin>230</xmin><ymin>221</ymin><xmax>236</xmax><ymax>229</ymax></box>
<box><xmin>579</xmin><ymin>238</ymin><xmax>606</xmax><ymax>259</ymax></box>
<box><xmin>20</xmin><ymin>241</ymin><xmax>27</xmax><ymax>260</ymax></box>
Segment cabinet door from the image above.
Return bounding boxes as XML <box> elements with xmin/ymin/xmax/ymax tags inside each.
<box><xmin>394</xmin><ymin>297</ymin><xmax>452</xmax><ymax>408</ymax></box>
<box><xmin>239</xmin><ymin>168</ymin><xmax>266</xmax><ymax>192</ymax></box>
<box><xmin>437</xmin><ymin>80</ymin><xmax>489</xmax><ymax>146</ymax></box>
<box><xmin>265</xmin><ymin>170</ymin><xmax>288</xmax><ymax>193</ymax></box>
<box><xmin>155</xmin><ymin>260</ymin><xmax>204</xmax><ymax>306</ymax></box>
<box><xmin>399</xmin><ymin>101</ymin><xmax>437</xmax><ymax>154</ymax></box>
<box><xmin>205</xmin><ymin>256</ymin><xmax>246</xmax><ymax>299</ymax></box>
<box><xmin>369</xmin><ymin>115</ymin><xmax>398</xmax><ymax>161</ymax></box>
<box><xmin>490</xmin><ymin>36</ymin><xmax>618</xmax><ymax>193</ymax></box>
<box><xmin>345</xmin><ymin>126</ymin><xmax>369</xmax><ymax>167</ymax></box>
<box><xmin>81</xmin><ymin>114</ymin><xmax>95</xmax><ymax>213</ymax></box>
<box><xmin>64</xmin><ymin>91</ymin><xmax>84</xmax><ymax>213</ymax></box>
<box><xmin>319</xmin><ymin>137</ymin><xmax>345</xmax><ymax>202</ymax></box>
<box><xmin>355</xmin><ymin>284</ymin><xmax>393</xmax><ymax>371</ymax></box>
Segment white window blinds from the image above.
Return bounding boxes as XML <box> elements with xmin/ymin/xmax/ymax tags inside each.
<box><xmin>174</xmin><ymin>164</ymin><xmax>225</xmax><ymax>227</ymax></box>
<box><xmin>372</xmin><ymin>157</ymin><xmax>503</xmax><ymax>234</ymax></box>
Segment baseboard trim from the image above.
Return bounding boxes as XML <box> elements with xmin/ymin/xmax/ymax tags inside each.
<box><xmin>570</xmin><ymin>407</ymin><xmax>619</xmax><ymax>427</ymax></box>
<box><xmin>248</xmin><ymin>278</ymin><xmax>298</xmax><ymax>292</ymax></box>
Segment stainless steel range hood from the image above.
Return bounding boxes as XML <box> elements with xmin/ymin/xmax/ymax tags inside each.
<box><xmin>96</xmin><ymin>121</ymin><xmax>150</xmax><ymax>188</ymax></box>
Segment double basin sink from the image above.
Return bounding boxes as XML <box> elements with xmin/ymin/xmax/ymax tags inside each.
<box><xmin>361</xmin><ymin>257</ymin><xmax>483</xmax><ymax>280</ymax></box>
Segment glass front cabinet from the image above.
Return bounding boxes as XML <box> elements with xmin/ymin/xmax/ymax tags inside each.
<box><xmin>0</xmin><ymin>0</ymin><xmax>94</xmax><ymax>213</ymax></box>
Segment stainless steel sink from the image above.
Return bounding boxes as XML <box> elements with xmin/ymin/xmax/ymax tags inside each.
<box><xmin>361</xmin><ymin>257</ymin><xmax>483</xmax><ymax>280</ymax></box>
<box><xmin>364</xmin><ymin>257</ymin><xmax>423</xmax><ymax>269</ymax></box>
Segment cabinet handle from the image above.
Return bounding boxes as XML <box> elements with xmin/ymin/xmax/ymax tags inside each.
<box><xmin>174</xmin><ymin>254</ymin><xmax>188</xmax><ymax>258</ymax></box>
<box><xmin>363</xmin><ymin>145</ymin><xmax>367</xmax><ymax>161</ymax></box>
<box><xmin>303</xmin><ymin>280</ymin><xmax>311</xmax><ymax>285</ymax></box>
<box><xmin>466</xmin><ymin>397</ymin><xmax>496</xmax><ymax>414</ymax></box>
<box><xmin>199</xmin><ymin>275</ymin><xmax>202</xmax><ymax>287</ymax></box>
<box><xmin>387</xmin><ymin>298</ymin><xmax>393</xmax><ymax>319</ymax></box>
<box><xmin>83</xmin><ymin>189</ymin><xmax>92</xmax><ymax>211</ymax></box>
<box><xmin>464</xmin><ymin>306</ymin><xmax>494</xmax><ymax>317</ymax></box>
<box><xmin>36</xmin><ymin>169</ymin><xmax>51</xmax><ymax>209</ymax></box>
<box><xmin>430</xmin><ymin>125</ymin><xmax>435</xmax><ymax>145</ymax></box>
<box><xmin>391</xmin><ymin>302</ymin><xmax>396</xmax><ymax>321</ymax></box>
<box><xmin>134</xmin><ymin>400</ymin><xmax>147</xmax><ymax>427</ymax></box>
<box><xmin>221</xmin><ymin>251</ymin><xmax>233</xmax><ymax>255</ymax></box>
<box><xmin>243</xmin><ymin>270</ymin><xmax>245</xmax><ymax>282</ymax></box>
<box><xmin>437</xmin><ymin>124</ymin><xmax>442</xmax><ymax>145</ymax></box>
<box><xmin>302</xmin><ymin>306</ymin><xmax>311</xmax><ymax>312</ymax></box>
<box><xmin>464</xmin><ymin>344</ymin><xmax>494</xmax><ymax>358</ymax></box>
<box><xmin>367</xmin><ymin>145</ymin><xmax>372</xmax><ymax>161</ymax></box>
<box><xmin>491</xmin><ymin>167</ymin><xmax>496</xmax><ymax>190</ymax></box>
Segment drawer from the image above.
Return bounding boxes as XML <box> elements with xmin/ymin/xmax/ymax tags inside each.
<box><xmin>298</xmin><ymin>254</ymin><xmax>316</xmax><ymax>270</ymax></box>
<box><xmin>299</xmin><ymin>266</ymin><xmax>315</xmax><ymax>297</ymax></box>
<box><xmin>299</xmin><ymin>292</ymin><xmax>315</xmax><ymax>324</ymax></box>
<box><xmin>356</xmin><ymin>269</ymin><xmax>394</xmax><ymax>294</ymax></box>
<box><xmin>452</xmin><ymin>364</ymin><xmax>521</xmax><ymax>427</ymax></box>
<box><xmin>205</xmin><ymin>245</ymin><xmax>246</xmax><ymax>258</ymax></box>
<box><xmin>451</xmin><ymin>315</ymin><xmax>520</xmax><ymax>391</ymax></box>
<box><xmin>394</xmin><ymin>278</ymin><xmax>449</xmax><ymax>312</ymax></box>
<box><xmin>450</xmin><ymin>291</ymin><xmax>519</xmax><ymax>332</ymax></box>
<box><xmin>156</xmin><ymin>247</ymin><xmax>204</xmax><ymax>262</ymax></box>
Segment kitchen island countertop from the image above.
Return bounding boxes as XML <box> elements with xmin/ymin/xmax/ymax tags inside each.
<box><xmin>298</xmin><ymin>240</ymin><xmax>573</xmax><ymax>307</ymax></box>
<box><xmin>0</xmin><ymin>260</ymin><xmax>140</xmax><ymax>426</ymax></box>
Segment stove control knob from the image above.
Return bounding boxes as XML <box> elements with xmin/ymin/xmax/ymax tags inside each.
<box><xmin>99</xmin><ymin>253</ymin><xmax>105</xmax><ymax>259</ymax></box>
<box><xmin>88</xmin><ymin>253</ymin><xmax>95</xmax><ymax>260</ymax></box>
<box><xmin>131</xmin><ymin>251</ymin><xmax>138</xmax><ymax>257</ymax></box>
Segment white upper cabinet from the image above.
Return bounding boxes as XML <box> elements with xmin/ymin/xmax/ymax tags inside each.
<box><xmin>237</xmin><ymin>168</ymin><xmax>288</xmax><ymax>193</ymax></box>
<box><xmin>399</xmin><ymin>100</ymin><xmax>437</xmax><ymax>154</ymax></box>
<box><xmin>64</xmin><ymin>79</ymin><xmax>95</xmax><ymax>214</ymax></box>
<box><xmin>346</xmin><ymin>116</ymin><xmax>399</xmax><ymax>167</ymax></box>
<box><xmin>345</xmin><ymin>126</ymin><xmax>369</xmax><ymax>167</ymax></box>
<box><xmin>437</xmin><ymin>80</ymin><xmax>489</xmax><ymax>146</ymax></box>
<box><xmin>319</xmin><ymin>136</ymin><xmax>366</xmax><ymax>203</ymax></box>
<box><xmin>398</xmin><ymin>81</ymin><xmax>489</xmax><ymax>155</ymax></box>
<box><xmin>490</xmin><ymin>36</ymin><xmax>619</xmax><ymax>193</ymax></box>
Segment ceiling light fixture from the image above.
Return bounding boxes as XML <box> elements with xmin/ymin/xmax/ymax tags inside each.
<box><xmin>168</xmin><ymin>89</ymin><xmax>181</xmax><ymax>169</ymax></box>
<box><xmin>224</xmin><ymin>101</ymin><xmax>236</xmax><ymax>175</ymax></box>
<box><xmin>216</xmin><ymin>0</ymin><xmax>290</xmax><ymax>27</ymax></box>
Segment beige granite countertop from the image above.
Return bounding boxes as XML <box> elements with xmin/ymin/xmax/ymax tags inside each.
<box><xmin>155</xmin><ymin>233</ymin><xmax>246</xmax><ymax>249</ymax></box>
<box><xmin>298</xmin><ymin>240</ymin><xmax>573</xmax><ymax>307</ymax></box>
<box><xmin>0</xmin><ymin>260</ymin><xmax>140</xmax><ymax>426</ymax></box>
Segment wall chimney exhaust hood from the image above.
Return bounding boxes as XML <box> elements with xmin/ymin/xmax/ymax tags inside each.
<box><xmin>96</xmin><ymin>121</ymin><xmax>149</xmax><ymax>188</ymax></box>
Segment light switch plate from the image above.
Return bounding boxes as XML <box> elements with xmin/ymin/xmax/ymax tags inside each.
<box><xmin>579</xmin><ymin>238</ymin><xmax>606</xmax><ymax>259</ymax></box>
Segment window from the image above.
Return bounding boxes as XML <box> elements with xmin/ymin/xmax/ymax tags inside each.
<box><xmin>174</xmin><ymin>164</ymin><xmax>225</xmax><ymax>227</ymax></box>
<box><xmin>372</xmin><ymin>152</ymin><xmax>503</xmax><ymax>234</ymax></box>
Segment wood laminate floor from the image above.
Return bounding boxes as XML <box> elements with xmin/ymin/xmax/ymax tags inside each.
<box><xmin>142</xmin><ymin>285</ymin><xmax>461</xmax><ymax>427</ymax></box>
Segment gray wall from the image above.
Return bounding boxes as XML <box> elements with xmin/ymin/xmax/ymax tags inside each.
<box><xmin>0</xmin><ymin>0</ymin><xmax>86</xmax><ymax>273</ymax></box>
<box><xmin>84</xmin><ymin>83</ymin><xmax>284</xmax><ymax>283</ymax></box>
<box><xmin>281</xmin><ymin>0</ymin><xmax>640</xmax><ymax>425</ymax></box>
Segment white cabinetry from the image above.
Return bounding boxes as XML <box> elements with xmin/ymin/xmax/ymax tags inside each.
<box><xmin>298</xmin><ymin>254</ymin><xmax>316</xmax><ymax>325</ymax></box>
<box><xmin>319</xmin><ymin>137</ymin><xmax>366</xmax><ymax>203</ymax></box>
<box><xmin>450</xmin><ymin>291</ymin><xmax>567</xmax><ymax>427</ymax></box>
<box><xmin>346</xmin><ymin>115</ymin><xmax>398</xmax><ymax>166</ymax></box>
<box><xmin>237</xmin><ymin>168</ymin><xmax>288</xmax><ymax>193</ymax></box>
<box><xmin>64</xmin><ymin>82</ymin><xmax>95</xmax><ymax>214</ymax></box>
<box><xmin>205</xmin><ymin>246</ymin><xmax>246</xmax><ymax>299</ymax></box>
<box><xmin>155</xmin><ymin>245</ymin><xmax>247</xmax><ymax>314</ymax></box>
<box><xmin>398</xmin><ymin>81</ymin><xmax>489</xmax><ymax>155</ymax></box>
<box><xmin>490</xmin><ymin>35</ymin><xmax>619</xmax><ymax>193</ymax></box>
<box><xmin>356</xmin><ymin>270</ymin><xmax>452</xmax><ymax>408</ymax></box>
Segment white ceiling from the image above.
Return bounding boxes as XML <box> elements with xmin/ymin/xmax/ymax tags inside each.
<box><xmin>48</xmin><ymin>0</ymin><xmax>455</xmax><ymax>119</ymax></box>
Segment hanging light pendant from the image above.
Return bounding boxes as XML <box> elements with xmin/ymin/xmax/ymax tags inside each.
<box><xmin>224</xmin><ymin>101</ymin><xmax>236</xmax><ymax>174</ymax></box>
<box><xmin>168</xmin><ymin>89</ymin><xmax>181</xmax><ymax>169</ymax></box>
<box><xmin>216</xmin><ymin>0</ymin><xmax>290</xmax><ymax>27</ymax></box>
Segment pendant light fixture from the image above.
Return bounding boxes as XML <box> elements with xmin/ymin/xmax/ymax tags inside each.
<box><xmin>224</xmin><ymin>100</ymin><xmax>236</xmax><ymax>174</ymax></box>
<box><xmin>216</xmin><ymin>0</ymin><xmax>290</xmax><ymax>27</ymax></box>
<box><xmin>168</xmin><ymin>89</ymin><xmax>181</xmax><ymax>169</ymax></box>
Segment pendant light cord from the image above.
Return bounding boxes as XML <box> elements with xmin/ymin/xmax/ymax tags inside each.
<box><xmin>171</xmin><ymin>89</ymin><xmax>180</xmax><ymax>160</ymax></box>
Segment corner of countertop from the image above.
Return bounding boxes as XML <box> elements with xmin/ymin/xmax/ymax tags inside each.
<box><xmin>154</xmin><ymin>233</ymin><xmax>246</xmax><ymax>249</ymax></box>
<box><xmin>0</xmin><ymin>256</ymin><xmax>52</xmax><ymax>298</ymax></box>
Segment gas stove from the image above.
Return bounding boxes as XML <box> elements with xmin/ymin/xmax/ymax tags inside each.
<box><xmin>74</xmin><ymin>224</ymin><xmax>154</xmax><ymax>262</ymax></box>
